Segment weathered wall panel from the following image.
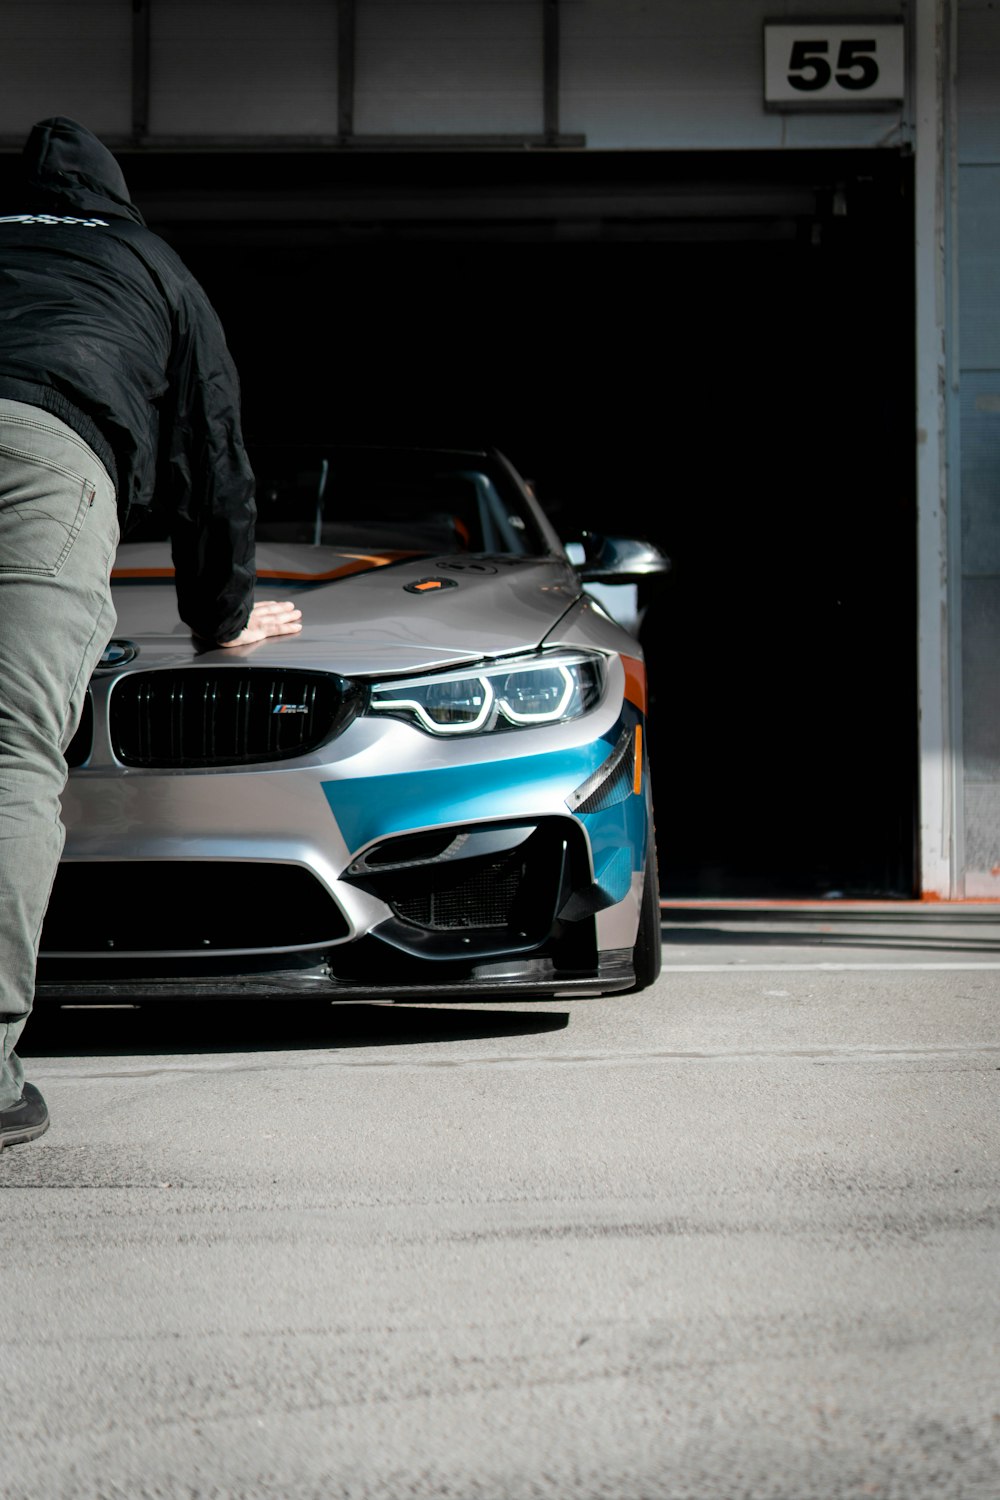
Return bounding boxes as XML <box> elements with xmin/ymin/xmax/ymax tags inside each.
<box><xmin>958</xmin><ymin>3</ymin><xmax>1000</xmax><ymax>893</ymax></box>
<box><xmin>150</xmin><ymin>1</ymin><xmax>339</xmax><ymax>136</ymax></box>
<box><xmin>0</xmin><ymin>1</ymin><xmax>130</xmax><ymax>138</ymax></box>
<box><xmin>959</xmin><ymin>376</ymin><xmax>1000</xmax><ymax>576</ymax></box>
<box><xmin>958</xmin><ymin>169</ymin><xmax>1000</xmax><ymax>369</ymax></box>
<box><xmin>355</xmin><ymin>1</ymin><xmax>542</xmax><ymax>135</ymax></box>
<box><xmin>954</xmin><ymin>0</ymin><xmax>1000</xmax><ymax>163</ymax></box>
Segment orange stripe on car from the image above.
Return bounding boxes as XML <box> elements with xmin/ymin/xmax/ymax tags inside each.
<box><xmin>110</xmin><ymin>567</ymin><xmax>176</xmax><ymax>578</ymax></box>
<box><xmin>633</xmin><ymin>723</ymin><xmax>643</xmax><ymax>795</ymax></box>
<box><xmin>255</xmin><ymin>556</ymin><xmax>404</xmax><ymax>581</ymax></box>
<box><xmin>621</xmin><ymin>654</ymin><xmax>647</xmax><ymax>714</ymax></box>
<box><xmin>112</xmin><ymin>550</ymin><xmax>418</xmax><ymax>583</ymax></box>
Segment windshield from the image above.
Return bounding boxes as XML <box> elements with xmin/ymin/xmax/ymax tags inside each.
<box><xmin>249</xmin><ymin>446</ymin><xmax>550</xmax><ymax>557</ymax></box>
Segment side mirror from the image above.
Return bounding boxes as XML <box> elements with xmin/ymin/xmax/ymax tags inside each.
<box><xmin>571</xmin><ymin>532</ymin><xmax>672</xmax><ymax>585</ymax></box>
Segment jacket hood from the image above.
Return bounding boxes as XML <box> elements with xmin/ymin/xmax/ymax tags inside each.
<box><xmin>22</xmin><ymin>117</ymin><xmax>144</xmax><ymax>225</ymax></box>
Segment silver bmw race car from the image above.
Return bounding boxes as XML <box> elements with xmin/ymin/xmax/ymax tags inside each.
<box><xmin>37</xmin><ymin>446</ymin><xmax>668</xmax><ymax>1002</ymax></box>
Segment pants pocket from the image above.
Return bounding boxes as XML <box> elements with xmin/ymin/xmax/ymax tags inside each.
<box><xmin>0</xmin><ymin>451</ymin><xmax>95</xmax><ymax>578</ymax></box>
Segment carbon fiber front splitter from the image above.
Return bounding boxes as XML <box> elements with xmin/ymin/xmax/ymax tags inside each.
<box><xmin>33</xmin><ymin>949</ymin><xmax>635</xmax><ymax>1002</ymax></box>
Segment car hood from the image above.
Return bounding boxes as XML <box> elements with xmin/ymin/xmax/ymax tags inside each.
<box><xmin>110</xmin><ymin>541</ymin><xmax>583</xmax><ymax>675</ymax></box>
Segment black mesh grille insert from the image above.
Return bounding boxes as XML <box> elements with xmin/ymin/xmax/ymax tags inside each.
<box><xmin>392</xmin><ymin>854</ymin><xmax>524</xmax><ymax>930</ymax></box>
<box><xmin>109</xmin><ymin>668</ymin><xmax>365</xmax><ymax>767</ymax></box>
<box><xmin>39</xmin><ymin>861</ymin><xmax>348</xmax><ymax>952</ymax></box>
<box><xmin>64</xmin><ymin>691</ymin><xmax>93</xmax><ymax>768</ymax></box>
<box><xmin>357</xmin><ymin>824</ymin><xmax>573</xmax><ymax>941</ymax></box>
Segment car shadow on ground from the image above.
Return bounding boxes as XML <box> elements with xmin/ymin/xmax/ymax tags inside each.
<box><xmin>659</xmin><ymin>905</ymin><xmax>1000</xmax><ymax>955</ymax></box>
<box><xmin>18</xmin><ymin>999</ymin><xmax>571</xmax><ymax>1059</ymax></box>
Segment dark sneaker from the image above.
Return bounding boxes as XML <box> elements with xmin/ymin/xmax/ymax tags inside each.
<box><xmin>0</xmin><ymin>1082</ymin><xmax>49</xmax><ymax>1149</ymax></box>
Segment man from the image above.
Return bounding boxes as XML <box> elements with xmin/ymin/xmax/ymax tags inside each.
<box><xmin>0</xmin><ymin>117</ymin><xmax>302</xmax><ymax>1148</ymax></box>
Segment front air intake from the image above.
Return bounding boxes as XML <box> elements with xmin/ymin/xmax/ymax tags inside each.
<box><xmin>40</xmin><ymin>860</ymin><xmax>348</xmax><ymax>951</ymax></box>
<box><xmin>109</xmin><ymin>668</ymin><xmax>366</xmax><ymax>767</ymax></box>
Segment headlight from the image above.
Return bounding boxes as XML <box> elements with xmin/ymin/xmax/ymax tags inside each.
<box><xmin>368</xmin><ymin>652</ymin><xmax>605</xmax><ymax>735</ymax></box>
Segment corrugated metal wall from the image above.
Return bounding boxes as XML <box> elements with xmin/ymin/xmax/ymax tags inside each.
<box><xmin>0</xmin><ymin>0</ymin><xmax>906</xmax><ymax>150</ymax></box>
<box><xmin>958</xmin><ymin>0</ymin><xmax>1000</xmax><ymax>895</ymax></box>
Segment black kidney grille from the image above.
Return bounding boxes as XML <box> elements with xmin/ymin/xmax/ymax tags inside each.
<box><xmin>109</xmin><ymin>668</ymin><xmax>365</xmax><ymax>767</ymax></box>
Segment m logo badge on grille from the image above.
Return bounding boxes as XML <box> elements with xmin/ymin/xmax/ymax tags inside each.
<box><xmin>273</xmin><ymin>703</ymin><xmax>308</xmax><ymax>714</ymax></box>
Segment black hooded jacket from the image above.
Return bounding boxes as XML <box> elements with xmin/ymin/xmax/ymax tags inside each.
<box><xmin>0</xmin><ymin>117</ymin><xmax>255</xmax><ymax>642</ymax></box>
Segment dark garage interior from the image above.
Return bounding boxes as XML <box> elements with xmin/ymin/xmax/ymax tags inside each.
<box><xmin>3</xmin><ymin>144</ymin><xmax>918</xmax><ymax>898</ymax></box>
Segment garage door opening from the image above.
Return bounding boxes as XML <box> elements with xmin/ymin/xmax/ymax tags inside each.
<box><xmin>77</xmin><ymin>146</ymin><xmax>922</xmax><ymax>898</ymax></box>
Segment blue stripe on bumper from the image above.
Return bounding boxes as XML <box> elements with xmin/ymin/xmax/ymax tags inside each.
<box><xmin>321</xmin><ymin>740</ymin><xmax>612</xmax><ymax>854</ymax></box>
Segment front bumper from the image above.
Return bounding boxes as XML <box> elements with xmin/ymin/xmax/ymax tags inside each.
<box><xmin>38</xmin><ymin>665</ymin><xmax>649</xmax><ymax>1001</ymax></box>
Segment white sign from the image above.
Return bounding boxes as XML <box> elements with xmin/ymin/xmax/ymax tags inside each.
<box><xmin>764</xmin><ymin>22</ymin><xmax>905</xmax><ymax>109</ymax></box>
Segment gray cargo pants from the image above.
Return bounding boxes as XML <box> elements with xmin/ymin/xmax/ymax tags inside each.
<box><xmin>0</xmin><ymin>399</ymin><xmax>119</xmax><ymax>1109</ymax></box>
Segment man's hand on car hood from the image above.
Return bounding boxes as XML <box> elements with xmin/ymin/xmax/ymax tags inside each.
<box><xmin>218</xmin><ymin>599</ymin><xmax>303</xmax><ymax>647</ymax></box>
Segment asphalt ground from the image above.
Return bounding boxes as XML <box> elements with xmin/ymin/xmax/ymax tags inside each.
<box><xmin>2</xmin><ymin>903</ymin><xmax>998</xmax><ymax>1500</ymax></box>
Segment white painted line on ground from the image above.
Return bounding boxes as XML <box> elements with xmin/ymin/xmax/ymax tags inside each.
<box><xmin>665</xmin><ymin>961</ymin><xmax>1000</xmax><ymax>972</ymax></box>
